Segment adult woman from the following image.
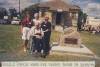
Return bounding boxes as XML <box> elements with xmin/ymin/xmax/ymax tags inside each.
<box><xmin>28</xmin><ymin>23</ymin><xmax>44</xmax><ymax>56</ymax></box>
<box><xmin>21</xmin><ymin>13</ymin><xmax>32</xmax><ymax>52</ymax></box>
<box><xmin>33</xmin><ymin>13</ymin><xmax>42</xmax><ymax>26</ymax></box>
<box><xmin>41</xmin><ymin>17</ymin><xmax>51</xmax><ymax>58</ymax></box>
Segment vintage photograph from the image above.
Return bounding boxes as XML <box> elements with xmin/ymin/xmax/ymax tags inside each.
<box><xmin>0</xmin><ymin>0</ymin><xmax>100</xmax><ymax>67</ymax></box>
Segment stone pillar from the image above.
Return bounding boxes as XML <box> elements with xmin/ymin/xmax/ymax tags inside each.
<box><xmin>52</xmin><ymin>12</ymin><xmax>56</xmax><ymax>29</ymax></box>
<box><xmin>64</xmin><ymin>12</ymin><xmax>72</xmax><ymax>27</ymax></box>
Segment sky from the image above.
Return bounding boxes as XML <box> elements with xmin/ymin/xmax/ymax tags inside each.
<box><xmin>70</xmin><ymin>0</ymin><xmax>100</xmax><ymax>17</ymax></box>
<box><xmin>0</xmin><ymin>0</ymin><xmax>100</xmax><ymax>17</ymax></box>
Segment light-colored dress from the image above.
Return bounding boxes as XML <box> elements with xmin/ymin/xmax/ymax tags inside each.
<box><xmin>33</xmin><ymin>19</ymin><xmax>42</xmax><ymax>26</ymax></box>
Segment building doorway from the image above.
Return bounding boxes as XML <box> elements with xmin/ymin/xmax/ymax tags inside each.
<box><xmin>56</xmin><ymin>12</ymin><xmax>62</xmax><ymax>25</ymax></box>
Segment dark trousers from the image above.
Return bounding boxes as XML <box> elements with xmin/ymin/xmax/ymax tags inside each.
<box><xmin>33</xmin><ymin>37</ymin><xmax>42</xmax><ymax>52</ymax></box>
<box><xmin>42</xmin><ymin>31</ymin><xmax>51</xmax><ymax>54</ymax></box>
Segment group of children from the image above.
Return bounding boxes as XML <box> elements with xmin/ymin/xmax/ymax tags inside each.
<box><xmin>21</xmin><ymin>13</ymin><xmax>51</xmax><ymax>58</ymax></box>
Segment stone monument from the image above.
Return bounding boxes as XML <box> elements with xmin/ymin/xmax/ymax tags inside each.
<box><xmin>59</xmin><ymin>27</ymin><xmax>81</xmax><ymax>47</ymax></box>
<box><xmin>51</xmin><ymin>27</ymin><xmax>94</xmax><ymax>56</ymax></box>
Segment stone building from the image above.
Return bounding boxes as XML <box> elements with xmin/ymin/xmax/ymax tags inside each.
<box><xmin>34</xmin><ymin>0</ymin><xmax>80</xmax><ymax>29</ymax></box>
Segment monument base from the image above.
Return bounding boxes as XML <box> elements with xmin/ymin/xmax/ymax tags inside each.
<box><xmin>51</xmin><ymin>44</ymin><xmax>94</xmax><ymax>56</ymax></box>
<box><xmin>51</xmin><ymin>27</ymin><xmax>95</xmax><ymax>57</ymax></box>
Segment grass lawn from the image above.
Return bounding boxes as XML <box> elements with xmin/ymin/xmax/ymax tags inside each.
<box><xmin>0</xmin><ymin>25</ymin><xmax>100</xmax><ymax>67</ymax></box>
<box><xmin>0</xmin><ymin>25</ymin><xmax>22</xmax><ymax>52</ymax></box>
<box><xmin>0</xmin><ymin>25</ymin><xmax>100</xmax><ymax>57</ymax></box>
<box><xmin>80</xmin><ymin>31</ymin><xmax>100</xmax><ymax>57</ymax></box>
<box><xmin>51</xmin><ymin>30</ymin><xmax>100</xmax><ymax>57</ymax></box>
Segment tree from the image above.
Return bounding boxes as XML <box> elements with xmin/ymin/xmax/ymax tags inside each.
<box><xmin>77</xmin><ymin>10</ymin><xmax>84</xmax><ymax>31</ymax></box>
<box><xmin>9</xmin><ymin>8</ymin><xmax>18</xmax><ymax>19</ymax></box>
<box><xmin>83</xmin><ymin>13</ymin><xmax>88</xmax><ymax>24</ymax></box>
<box><xmin>20</xmin><ymin>4</ymin><xmax>39</xmax><ymax>20</ymax></box>
<box><xmin>0</xmin><ymin>8</ymin><xmax>8</xmax><ymax>19</ymax></box>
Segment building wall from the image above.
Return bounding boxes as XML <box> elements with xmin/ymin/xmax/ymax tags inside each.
<box><xmin>39</xmin><ymin>11</ymin><xmax>52</xmax><ymax>22</ymax></box>
<box><xmin>39</xmin><ymin>10</ymin><xmax>74</xmax><ymax>29</ymax></box>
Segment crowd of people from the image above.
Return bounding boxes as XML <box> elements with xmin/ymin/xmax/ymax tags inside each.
<box><xmin>21</xmin><ymin>12</ymin><xmax>51</xmax><ymax>58</ymax></box>
<box><xmin>77</xmin><ymin>12</ymin><xmax>100</xmax><ymax>34</ymax></box>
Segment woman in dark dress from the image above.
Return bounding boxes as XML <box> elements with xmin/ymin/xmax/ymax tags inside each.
<box><xmin>41</xmin><ymin>17</ymin><xmax>51</xmax><ymax>58</ymax></box>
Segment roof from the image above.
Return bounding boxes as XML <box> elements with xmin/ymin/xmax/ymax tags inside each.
<box><xmin>38</xmin><ymin>0</ymin><xmax>80</xmax><ymax>11</ymax></box>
